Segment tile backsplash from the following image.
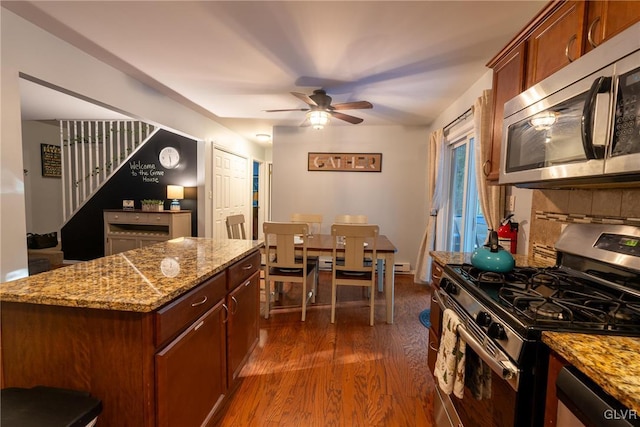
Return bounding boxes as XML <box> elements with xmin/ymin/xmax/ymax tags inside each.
<box><xmin>529</xmin><ymin>188</ymin><xmax>640</xmax><ymax>263</ymax></box>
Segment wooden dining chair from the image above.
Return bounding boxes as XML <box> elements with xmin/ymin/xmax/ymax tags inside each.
<box><xmin>226</xmin><ymin>214</ymin><xmax>247</xmax><ymax>239</ymax></box>
<box><xmin>263</xmin><ymin>222</ymin><xmax>318</xmax><ymax>321</ymax></box>
<box><xmin>331</xmin><ymin>223</ymin><xmax>379</xmax><ymax>326</ymax></box>
<box><xmin>290</xmin><ymin>213</ymin><xmax>323</xmax><ymax>286</ymax></box>
<box><xmin>290</xmin><ymin>213</ymin><xmax>323</xmax><ymax>235</ymax></box>
<box><xmin>334</xmin><ymin>214</ymin><xmax>368</xmax><ymax>224</ymax></box>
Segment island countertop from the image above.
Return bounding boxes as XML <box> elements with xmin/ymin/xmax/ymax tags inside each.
<box><xmin>542</xmin><ymin>332</ymin><xmax>640</xmax><ymax>413</ymax></box>
<box><xmin>0</xmin><ymin>237</ymin><xmax>263</xmax><ymax>312</ymax></box>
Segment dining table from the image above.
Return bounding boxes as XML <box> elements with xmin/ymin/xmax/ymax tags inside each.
<box><xmin>275</xmin><ymin>233</ymin><xmax>398</xmax><ymax>324</ymax></box>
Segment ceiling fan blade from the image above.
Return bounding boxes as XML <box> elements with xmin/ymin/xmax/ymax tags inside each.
<box><xmin>332</xmin><ymin>111</ymin><xmax>364</xmax><ymax>124</ymax></box>
<box><xmin>291</xmin><ymin>92</ymin><xmax>318</xmax><ymax>107</ymax></box>
<box><xmin>264</xmin><ymin>108</ymin><xmax>309</xmax><ymax>113</ymax></box>
<box><xmin>332</xmin><ymin>101</ymin><xmax>373</xmax><ymax>111</ymax></box>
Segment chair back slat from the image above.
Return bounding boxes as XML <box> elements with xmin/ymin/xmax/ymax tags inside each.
<box><xmin>264</xmin><ymin>222</ymin><xmax>308</xmax><ymax>269</ymax></box>
<box><xmin>226</xmin><ymin>214</ymin><xmax>247</xmax><ymax>239</ymax></box>
<box><xmin>334</xmin><ymin>214</ymin><xmax>368</xmax><ymax>224</ymax></box>
<box><xmin>331</xmin><ymin>224</ymin><xmax>378</xmax><ymax>271</ymax></box>
<box><xmin>290</xmin><ymin>213</ymin><xmax>323</xmax><ymax>235</ymax></box>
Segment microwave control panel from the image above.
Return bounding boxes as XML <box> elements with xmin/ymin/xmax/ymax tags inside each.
<box><xmin>613</xmin><ymin>66</ymin><xmax>640</xmax><ymax>156</ymax></box>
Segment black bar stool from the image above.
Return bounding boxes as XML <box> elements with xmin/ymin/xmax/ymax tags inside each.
<box><xmin>1</xmin><ymin>386</ymin><xmax>102</xmax><ymax>427</ymax></box>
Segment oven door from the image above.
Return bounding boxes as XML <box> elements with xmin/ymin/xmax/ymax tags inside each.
<box><xmin>432</xmin><ymin>290</ymin><xmax>538</xmax><ymax>427</ymax></box>
<box><xmin>499</xmin><ymin>65</ymin><xmax>612</xmax><ymax>187</ymax></box>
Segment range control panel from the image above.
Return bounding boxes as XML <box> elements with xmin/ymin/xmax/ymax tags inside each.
<box><xmin>595</xmin><ymin>233</ymin><xmax>640</xmax><ymax>257</ymax></box>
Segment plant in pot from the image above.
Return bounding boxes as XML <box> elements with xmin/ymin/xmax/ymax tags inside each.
<box><xmin>141</xmin><ymin>199</ymin><xmax>164</xmax><ymax>212</ymax></box>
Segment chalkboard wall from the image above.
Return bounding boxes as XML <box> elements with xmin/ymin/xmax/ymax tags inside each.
<box><xmin>61</xmin><ymin>129</ymin><xmax>198</xmax><ymax>260</ymax></box>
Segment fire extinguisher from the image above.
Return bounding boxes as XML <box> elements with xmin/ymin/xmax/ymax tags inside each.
<box><xmin>497</xmin><ymin>214</ymin><xmax>518</xmax><ymax>254</ymax></box>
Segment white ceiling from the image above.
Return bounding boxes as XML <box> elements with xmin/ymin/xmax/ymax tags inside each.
<box><xmin>7</xmin><ymin>0</ymin><xmax>546</xmax><ymax>144</ymax></box>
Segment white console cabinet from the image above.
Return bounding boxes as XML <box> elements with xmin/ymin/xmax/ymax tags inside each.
<box><xmin>104</xmin><ymin>210</ymin><xmax>192</xmax><ymax>255</ymax></box>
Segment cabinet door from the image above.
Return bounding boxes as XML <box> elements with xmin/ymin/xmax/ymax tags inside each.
<box><xmin>526</xmin><ymin>1</ymin><xmax>587</xmax><ymax>88</ymax></box>
<box><xmin>585</xmin><ymin>1</ymin><xmax>640</xmax><ymax>52</ymax></box>
<box><xmin>488</xmin><ymin>42</ymin><xmax>526</xmax><ymax>181</ymax></box>
<box><xmin>156</xmin><ymin>301</ymin><xmax>227</xmax><ymax>427</ymax></box>
<box><xmin>227</xmin><ymin>271</ymin><xmax>260</xmax><ymax>386</ymax></box>
<box><xmin>107</xmin><ymin>237</ymin><xmax>138</xmax><ymax>255</ymax></box>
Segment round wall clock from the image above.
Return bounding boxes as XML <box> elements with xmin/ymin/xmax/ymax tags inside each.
<box><xmin>159</xmin><ymin>146</ymin><xmax>180</xmax><ymax>169</ymax></box>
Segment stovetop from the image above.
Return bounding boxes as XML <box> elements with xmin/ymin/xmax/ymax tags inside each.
<box><xmin>447</xmin><ymin>263</ymin><xmax>640</xmax><ymax>336</ymax></box>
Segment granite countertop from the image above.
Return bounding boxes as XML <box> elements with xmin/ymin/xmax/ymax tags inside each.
<box><xmin>543</xmin><ymin>332</ymin><xmax>640</xmax><ymax>413</ymax></box>
<box><xmin>430</xmin><ymin>251</ymin><xmax>555</xmax><ymax>268</ymax></box>
<box><xmin>0</xmin><ymin>238</ymin><xmax>263</xmax><ymax>312</ymax></box>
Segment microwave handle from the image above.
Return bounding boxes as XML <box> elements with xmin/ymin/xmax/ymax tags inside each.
<box><xmin>581</xmin><ymin>76</ymin><xmax>610</xmax><ymax>159</ymax></box>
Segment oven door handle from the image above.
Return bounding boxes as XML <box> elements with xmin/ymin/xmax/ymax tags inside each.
<box><xmin>456</xmin><ymin>325</ymin><xmax>519</xmax><ymax>390</ymax></box>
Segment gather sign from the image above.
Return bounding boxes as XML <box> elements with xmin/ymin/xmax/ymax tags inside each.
<box><xmin>307</xmin><ymin>152</ymin><xmax>382</xmax><ymax>172</ymax></box>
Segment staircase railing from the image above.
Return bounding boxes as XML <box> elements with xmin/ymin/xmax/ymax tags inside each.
<box><xmin>59</xmin><ymin>120</ymin><xmax>157</xmax><ymax>223</ymax></box>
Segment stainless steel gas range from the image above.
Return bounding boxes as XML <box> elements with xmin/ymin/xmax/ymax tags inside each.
<box><xmin>432</xmin><ymin>224</ymin><xmax>640</xmax><ymax>427</ymax></box>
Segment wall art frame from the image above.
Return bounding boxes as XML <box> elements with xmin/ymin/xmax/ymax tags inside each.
<box><xmin>41</xmin><ymin>143</ymin><xmax>61</xmax><ymax>178</ymax></box>
<box><xmin>307</xmin><ymin>152</ymin><xmax>382</xmax><ymax>172</ymax></box>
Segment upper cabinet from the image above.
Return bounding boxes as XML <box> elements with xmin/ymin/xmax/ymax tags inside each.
<box><xmin>585</xmin><ymin>1</ymin><xmax>640</xmax><ymax>52</ymax></box>
<box><xmin>486</xmin><ymin>42</ymin><xmax>526</xmax><ymax>181</ymax></box>
<box><xmin>526</xmin><ymin>1</ymin><xmax>586</xmax><ymax>88</ymax></box>
<box><xmin>485</xmin><ymin>0</ymin><xmax>640</xmax><ymax>184</ymax></box>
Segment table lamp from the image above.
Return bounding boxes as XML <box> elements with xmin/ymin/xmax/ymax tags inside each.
<box><xmin>167</xmin><ymin>185</ymin><xmax>184</xmax><ymax>211</ymax></box>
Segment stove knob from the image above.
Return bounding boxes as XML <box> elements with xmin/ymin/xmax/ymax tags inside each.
<box><xmin>476</xmin><ymin>311</ymin><xmax>492</xmax><ymax>327</ymax></box>
<box><xmin>441</xmin><ymin>278</ymin><xmax>458</xmax><ymax>295</ymax></box>
<box><xmin>488</xmin><ymin>322</ymin><xmax>507</xmax><ymax>340</ymax></box>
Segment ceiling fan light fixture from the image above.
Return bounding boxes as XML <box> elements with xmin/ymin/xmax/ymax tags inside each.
<box><xmin>307</xmin><ymin>110</ymin><xmax>330</xmax><ymax>130</ymax></box>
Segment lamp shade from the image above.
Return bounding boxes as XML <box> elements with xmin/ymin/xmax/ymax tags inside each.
<box><xmin>307</xmin><ymin>110</ymin><xmax>330</xmax><ymax>130</ymax></box>
<box><xmin>167</xmin><ymin>185</ymin><xmax>184</xmax><ymax>200</ymax></box>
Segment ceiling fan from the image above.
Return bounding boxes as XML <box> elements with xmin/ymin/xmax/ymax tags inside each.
<box><xmin>264</xmin><ymin>89</ymin><xmax>373</xmax><ymax>129</ymax></box>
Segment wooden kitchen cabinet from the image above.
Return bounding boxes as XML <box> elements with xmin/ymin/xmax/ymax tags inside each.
<box><xmin>427</xmin><ymin>260</ymin><xmax>445</xmax><ymax>374</ymax></box>
<box><xmin>0</xmin><ymin>247</ymin><xmax>262</xmax><ymax>427</ymax></box>
<box><xmin>543</xmin><ymin>350</ymin><xmax>569</xmax><ymax>427</ymax></box>
<box><xmin>104</xmin><ymin>210</ymin><xmax>191</xmax><ymax>255</ymax></box>
<box><xmin>584</xmin><ymin>1</ymin><xmax>640</xmax><ymax>52</ymax></box>
<box><xmin>227</xmin><ymin>271</ymin><xmax>260</xmax><ymax>385</ymax></box>
<box><xmin>484</xmin><ymin>0</ymin><xmax>639</xmax><ymax>183</ymax></box>
<box><xmin>486</xmin><ymin>42</ymin><xmax>526</xmax><ymax>182</ymax></box>
<box><xmin>526</xmin><ymin>1</ymin><xmax>587</xmax><ymax>88</ymax></box>
<box><xmin>226</xmin><ymin>251</ymin><xmax>261</xmax><ymax>387</ymax></box>
<box><xmin>156</xmin><ymin>302</ymin><xmax>227</xmax><ymax>427</ymax></box>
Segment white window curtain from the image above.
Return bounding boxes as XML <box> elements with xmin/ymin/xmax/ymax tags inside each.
<box><xmin>473</xmin><ymin>89</ymin><xmax>504</xmax><ymax>233</ymax></box>
<box><xmin>414</xmin><ymin>128</ymin><xmax>445</xmax><ymax>283</ymax></box>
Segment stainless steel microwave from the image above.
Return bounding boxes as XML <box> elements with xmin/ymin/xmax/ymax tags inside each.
<box><xmin>500</xmin><ymin>22</ymin><xmax>640</xmax><ymax>188</ymax></box>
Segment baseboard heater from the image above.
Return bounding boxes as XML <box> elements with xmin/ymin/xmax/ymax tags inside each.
<box><xmin>318</xmin><ymin>257</ymin><xmax>412</xmax><ymax>274</ymax></box>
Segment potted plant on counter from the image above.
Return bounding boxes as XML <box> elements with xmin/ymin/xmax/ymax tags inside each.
<box><xmin>141</xmin><ymin>199</ymin><xmax>164</xmax><ymax>212</ymax></box>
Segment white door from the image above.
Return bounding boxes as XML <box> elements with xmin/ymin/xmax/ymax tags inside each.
<box><xmin>213</xmin><ymin>149</ymin><xmax>249</xmax><ymax>239</ymax></box>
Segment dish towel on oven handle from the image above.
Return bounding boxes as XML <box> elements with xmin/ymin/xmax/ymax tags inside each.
<box><xmin>434</xmin><ymin>308</ymin><xmax>466</xmax><ymax>399</ymax></box>
<box><xmin>465</xmin><ymin>347</ymin><xmax>492</xmax><ymax>400</ymax></box>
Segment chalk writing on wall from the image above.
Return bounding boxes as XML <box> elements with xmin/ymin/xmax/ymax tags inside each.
<box><xmin>129</xmin><ymin>160</ymin><xmax>165</xmax><ymax>183</ymax></box>
<box><xmin>41</xmin><ymin>143</ymin><xmax>62</xmax><ymax>178</ymax></box>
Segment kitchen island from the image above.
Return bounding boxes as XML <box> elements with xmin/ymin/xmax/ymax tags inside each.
<box><xmin>0</xmin><ymin>237</ymin><xmax>263</xmax><ymax>427</ymax></box>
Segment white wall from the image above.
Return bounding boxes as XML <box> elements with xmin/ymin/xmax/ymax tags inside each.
<box><xmin>21</xmin><ymin>121</ymin><xmax>63</xmax><ymax>235</ymax></box>
<box><xmin>271</xmin><ymin>124</ymin><xmax>428</xmax><ymax>268</ymax></box>
<box><xmin>1</xmin><ymin>10</ymin><xmax>265</xmax><ymax>280</ymax></box>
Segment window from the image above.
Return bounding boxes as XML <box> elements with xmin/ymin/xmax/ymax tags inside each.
<box><xmin>443</xmin><ymin>131</ymin><xmax>487</xmax><ymax>253</ymax></box>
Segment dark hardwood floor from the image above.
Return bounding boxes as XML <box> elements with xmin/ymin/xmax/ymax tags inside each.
<box><xmin>214</xmin><ymin>271</ymin><xmax>437</xmax><ymax>426</ymax></box>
